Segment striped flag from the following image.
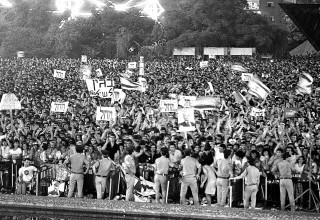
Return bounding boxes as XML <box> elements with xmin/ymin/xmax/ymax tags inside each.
<box><xmin>296</xmin><ymin>72</ymin><xmax>313</xmax><ymax>94</ymax></box>
<box><xmin>191</xmin><ymin>97</ymin><xmax>221</xmax><ymax>110</ymax></box>
<box><xmin>231</xmin><ymin>64</ymin><xmax>248</xmax><ymax>72</ymax></box>
<box><xmin>120</xmin><ymin>77</ymin><xmax>142</xmax><ymax>91</ymax></box>
<box><xmin>232</xmin><ymin>91</ymin><xmax>247</xmax><ymax>104</ymax></box>
<box><xmin>248</xmin><ymin>77</ymin><xmax>270</xmax><ymax>100</ymax></box>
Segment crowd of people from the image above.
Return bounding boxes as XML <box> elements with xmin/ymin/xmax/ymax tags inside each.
<box><xmin>0</xmin><ymin>54</ymin><xmax>320</xmax><ymax>212</ymax></box>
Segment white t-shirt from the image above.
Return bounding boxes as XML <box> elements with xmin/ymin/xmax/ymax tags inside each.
<box><xmin>169</xmin><ymin>149</ymin><xmax>182</xmax><ymax>163</ymax></box>
<box><xmin>19</xmin><ymin>166</ymin><xmax>37</xmax><ymax>182</ymax></box>
<box><xmin>1</xmin><ymin>145</ymin><xmax>10</xmax><ymax>159</ymax></box>
<box><xmin>214</xmin><ymin>147</ymin><xmax>224</xmax><ymax>161</ymax></box>
<box><xmin>9</xmin><ymin>148</ymin><xmax>22</xmax><ymax>159</ymax></box>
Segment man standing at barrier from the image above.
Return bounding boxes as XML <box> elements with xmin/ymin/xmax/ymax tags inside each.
<box><xmin>154</xmin><ymin>147</ymin><xmax>171</xmax><ymax>203</ymax></box>
<box><xmin>123</xmin><ymin>146</ymin><xmax>136</xmax><ymax>201</ymax></box>
<box><xmin>180</xmin><ymin>148</ymin><xmax>201</xmax><ymax>206</ymax></box>
<box><xmin>93</xmin><ymin>150</ymin><xmax>114</xmax><ymax>199</ymax></box>
<box><xmin>230</xmin><ymin>158</ymin><xmax>260</xmax><ymax>209</ymax></box>
<box><xmin>64</xmin><ymin>146</ymin><xmax>89</xmax><ymax>198</ymax></box>
<box><xmin>271</xmin><ymin>152</ymin><xmax>295</xmax><ymax>212</ymax></box>
<box><xmin>215</xmin><ymin>149</ymin><xmax>233</xmax><ymax>207</ymax></box>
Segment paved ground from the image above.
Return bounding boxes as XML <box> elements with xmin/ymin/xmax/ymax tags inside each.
<box><xmin>0</xmin><ymin>194</ymin><xmax>319</xmax><ymax>220</ymax></box>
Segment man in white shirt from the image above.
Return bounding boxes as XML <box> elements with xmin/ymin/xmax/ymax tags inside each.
<box><xmin>169</xmin><ymin>142</ymin><xmax>182</xmax><ymax>165</ymax></box>
<box><xmin>18</xmin><ymin>158</ymin><xmax>38</xmax><ymax>195</ymax></box>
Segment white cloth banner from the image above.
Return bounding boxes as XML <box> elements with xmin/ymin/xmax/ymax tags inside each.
<box><xmin>53</xmin><ymin>69</ymin><xmax>66</xmax><ymax>79</ymax></box>
<box><xmin>241</xmin><ymin>73</ymin><xmax>253</xmax><ymax>81</ymax></box>
<box><xmin>0</xmin><ymin>93</ymin><xmax>21</xmax><ymax>110</ymax></box>
<box><xmin>50</xmin><ymin>102</ymin><xmax>69</xmax><ymax>113</ymax></box>
<box><xmin>86</xmin><ymin>79</ymin><xmax>114</xmax><ymax>98</ymax></box>
<box><xmin>96</xmin><ymin>107</ymin><xmax>116</xmax><ymax>122</ymax></box>
<box><xmin>250</xmin><ymin>107</ymin><xmax>265</xmax><ymax>117</ymax></box>
<box><xmin>128</xmin><ymin>62</ymin><xmax>137</xmax><ymax>69</ymax></box>
<box><xmin>159</xmin><ymin>100</ymin><xmax>178</xmax><ymax>112</ymax></box>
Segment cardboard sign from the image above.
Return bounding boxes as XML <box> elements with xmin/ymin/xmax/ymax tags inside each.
<box><xmin>96</xmin><ymin>107</ymin><xmax>116</xmax><ymax>121</ymax></box>
<box><xmin>53</xmin><ymin>69</ymin><xmax>66</xmax><ymax>79</ymax></box>
<box><xmin>178</xmin><ymin>108</ymin><xmax>196</xmax><ymax>132</ymax></box>
<box><xmin>86</xmin><ymin>79</ymin><xmax>114</xmax><ymax>98</ymax></box>
<box><xmin>50</xmin><ymin>102</ymin><xmax>69</xmax><ymax>113</ymax></box>
<box><xmin>17</xmin><ymin>51</ymin><xmax>25</xmax><ymax>58</ymax></box>
<box><xmin>96</xmin><ymin>68</ymin><xmax>103</xmax><ymax>77</ymax></box>
<box><xmin>159</xmin><ymin>100</ymin><xmax>178</xmax><ymax>112</ymax></box>
<box><xmin>178</xmin><ymin>96</ymin><xmax>197</xmax><ymax>108</ymax></box>
<box><xmin>241</xmin><ymin>73</ymin><xmax>253</xmax><ymax>81</ymax></box>
<box><xmin>0</xmin><ymin>94</ymin><xmax>21</xmax><ymax>110</ymax></box>
<box><xmin>200</xmin><ymin>61</ymin><xmax>209</xmax><ymax>68</ymax></box>
<box><xmin>80</xmin><ymin>65</ymin><xmax>92</xmax><ymax>80</ymax></box>
<box><xmin>81</xmin><ymin>55</ymin><xmax>87</xmax><ymax>63</ymax></box>
<box><xmin>284</xmin><ymin>108</ymin><xmax>299</xmax><ymax>118</ymax></box>
<box><xmin>128</xmin><ymin>62</ymin><xmax>137</xmax><ymax>69</ymax></box>
<box><xmin>250</xmin><ymin>107</ymin><xmax>265</xmax><ymax>117</ymax></box>
<box><xmin>139</xmin><ymin>77</ymin><xmax>147</xmax><ymax>92</ymax></box>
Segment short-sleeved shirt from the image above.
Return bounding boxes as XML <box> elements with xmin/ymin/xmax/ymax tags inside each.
<box><xmin>272</xmin><ymin>160</ymin><xmax>293</xmax><ymax>179</ymax></box>
<box><xmin>93</xmin><ymin>158</ymin><xmax>113</xmax><ymax>176</ymax></box>
<box><xmin>123</xmin><ymin>154</ymin><xmax>136</xmax><ymax>175</ymax></box>
<box><xmin>169</xmin><ymin>149</ymin><xmax>182</xmax><ymax>163</ymax></box>
<box><xmin>181</xmin><ymin>156</ymin><xmax>201</xmax><ymax>177</ymax></box>
<box><xmin>105</xmin><ymin>142</ymin><xmax>119</xmax><ymax>160</ymax></box>
<box><xmin>9</xmin><ymin>148</ymin><xmax>22</xmax><ymax>159</ymax></box>
<box><xmin>216</xmin><ymin>158</ymin><xmax>233</xmax><ymax>178</ymax></box>
<box><xmin>238</xmin><ymin>165</ymin><xmax>261</xmax><ymax>185</ymax></box>
<box><xmin>64</xmin><ymin>153</ymin><xmax>89</xmax><ymax>174</ymax></box>
<box><xmin>19</xmin><ymin>166</ymin><xmax>37</xmax><ymax>182</ymax></box>
<box><xmin>155</xmin><ymin>156</ymin><xmax>170</xmax><ymax>175</ymax></box>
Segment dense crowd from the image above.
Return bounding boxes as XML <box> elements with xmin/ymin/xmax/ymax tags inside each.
<box><xmin>0</xmin><ymin>54</ymin><xmax>320</xmax><ymax>211</ymax></box>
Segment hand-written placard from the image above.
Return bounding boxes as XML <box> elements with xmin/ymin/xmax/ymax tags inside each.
<box><xmin>96</xmin><ymin>107</ymin><xmax>116</xmax><ymax>121</ymax></box>
<box><xmin>159</xmin><ymin>100</ymin><xmax>178</xmax><ymax>112</ymax></box>
<box><xmin>241</xmin><ymin>73</ymin><xmax>253</xmax><ymax>81</ymax></box>
<box><xmin>51</xmin><ymin>102</ymin><xmax>69</xmax><ymax>113</ymax></box>
<box><xmin>53</xmin><ymin>69</ymin><xmax>66</xmax><ymax>79</ymax></box>
<box><xmin>86</xmin><ymin>79</ymin><xmax>114</xmax><ymax>98</ymax></box>
<box><xmin>128</xmin><ymin>62</ymin><xmax>137</xmax><ymax>69</ymax></box>
<box><xmin>0</xmin><ymin>93</ymin><xmax>21</xmax><ymax>110</ymax></box>
<box><xmin>250</xmin><ymin>107</ymin><xmax>265</xmax><ymax>117</ymax></box>
<box><xmin>200</xmin><ymin>61</ymin><xmax>209</xmax><ymax>68</ymax></box>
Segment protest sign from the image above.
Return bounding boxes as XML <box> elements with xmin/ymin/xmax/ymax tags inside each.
<box><xmin>81</xmin><ymin>55</ymin><xmax>87</xmax><ymax>63</ymax></box>
<box><xmin>250</xmin><ymin>107</ymin><xmax>265</xmax><ymax>117</ymax></box>
<box><xmin>0</xmin><ymin>94</ymin><xmax>21</xmax><ymax>110</ymax></box>
<box><xmin>139</xmin><ymin>77</ymin><xmax>147</xmax><ymax>92</ymax></box>
<box><xmin>112</xmin><ymin>89</ymin><xmax>126</xmax><ymax>104</ymax></box>
<box><xmin>96</xmin><ymin>107</ymin><xmax>116</xmax><ymax>121</ymax></box>
<box><xmin>128</xmin><ymin>62</ymin><xmax>137</xmax><ymax>69</ymax></box>
<box><xmin>86</xmin><ymin>79</ymin><xmax>114</xmax><ymax>98</ymax></box>
<box><xmin>191</xmin><ymin>97</ymin><xmax>221</xmax><ymax>110</ymax></box>
<box><xmin>178</xmin><ymin>96</ymin><xmax>197</xmax><ymax>108</ymax></box>
<box><xmin>178</xmin><ymin>108</ymin><xmax>196</xmax><ymax>132</ymax></box>
<box><xmin>79</xmin><ymin>65</ymin><xmax>92</xmax><ymax>80</ymax></box>
<box><xmin>139</xmin><ymin>56</ymin><xmax>145</xmax><ymax>76</ymax></box>
<box><xmin>50</xmin><ymin>102</ymin><xmax>69</xmax><ymax>113</ymax></box>
<box><xmin>96</xmin><ymin>68</ymin><xmax>103</xmax><ymax>77</ymax></box>
<box><xmin>284</xmin><ymin>108</ymin><xmax>299</xmax><ymax>118</ymax></box>
<box><xmin>17</xmin><ymin>51</ymin><xmax>25</xmax><ymax>58</ymax></box>
<box><xmin>200</xmin><ymin>61</ymin><xmax>209</xmax><ymax>68</ymax></box>
<box><xmin>53</xmin><ymin>69</ymin><xmax>66</xmax><ymax>79</ymax></box>
<box><xmin>241</xmin><ymin>73</ymin><xmax>253</xmax><ymax>81</ymax></box>
<box><xmin>159</xmin><ymin>100</ymin><xmax>178</xmax><ymax>112</ymax></box>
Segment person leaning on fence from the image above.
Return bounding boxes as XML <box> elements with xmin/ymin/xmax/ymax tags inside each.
<box><xmin>123</xmin><ymin>146</ymin><xmax>136</xmax><ymax>202</ymax></box>
<box><xmin>64</xmin><ymin>145</ymin><xmax>89</xmax><ymax>198</ymax></box>
<box><xmin>180</xmin><ymin>148</ymin><xmax>201</xmax><ymax>206</ymax></box>
<box><xmin>17</xmin><ymin>158</ymin><xmax>38</xmax><ymax>195</ymax></box>
<box><xmin>230</xmin><ymin>157</ymin><xmax>261</xmax><ymax>209</ymax></box>
<box><xmin>93</xmin><ymin>150</ymin><xmax>114</xmax><ymax>199</ymax></box>
<box><xmin>271</xmin><ymin>152</ymin><xmax>295</xmax><ymax>212</ymax></box>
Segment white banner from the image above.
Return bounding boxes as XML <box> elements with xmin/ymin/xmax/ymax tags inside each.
<box><xmin>96</xmin><ymin>107</ymin><xmax>116</xmax><ymax>122</ymax></box>
<box><xmin>139</xmin><ymin>56</ymin><xmax>145</xmax><ymax>76</ymax></box>
<box><xmin>250</xmin><ymin>107</ymin><xmax>265</xmax><ymax>117</ymax></box>
<box><xmin>17</xmin><ymin>51</ymin><xmax>25</xmax><ymax>58</ymax></box>
<box><xmin>241</xmin><ymin>73</ymin><xmax>253</xmax><ymax>81</ymax></box>
<box><xmin>203</xmin><ymin>47</ymin><xmax>227</xmax><ymax>56</ymax></box>
<box><xmin>178</xmin><ymin>96</ymin><xmax>196</xmax><ymax>108</ymax></box>
<box><xmin>128</xmin><ymin>62</ymin><xmax>137</xmax><ymax>69</ymax></box>
<box><xmin>159</xmin><ymin>100</ymin><xmax>178</xmax><ymax>112</ymax></box>
<box><xmin>200</xmin><ymin>61</ymin><xmax>209</xmax><ymax>68</ymax></box>
<box><xmin>230</xmin><ymin>48</ymin><xmax>255</xmax><ymax>56</ymax></box>
<box><xmin>173</xmin><ymin>47</ymin><xmax>195</xmax><ymax>56</ymax></box>
<box><xmin>50</xmin><ymin>102</ymin><xmax>69</xmax><ymax>113</ymax></box>
<box><xmin>86</xmin><ymin>79</ymin><xmax>114</xmax><ymax>98</ymax></box>
<box><xmin>81</xmin><ymin>55</ymin><xmax>87</xmax><ymax>63</ymax></box>
<box><xmin>53</xmin><ymin>69</ymin><xmax>66</xmax><ymax>79</ymax></box>
<box><xmin>0</xmin><ymin>93</ymin><xmax>21</xmax><ymax>110</ymax></box>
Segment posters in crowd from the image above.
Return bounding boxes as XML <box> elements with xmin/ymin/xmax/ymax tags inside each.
<box><xmin>96</xmin><ymin>107</ymin><xmax>116</xmax><ymax>122</ymax></box>
<box><xmin>120</xmin><ymin>77</ymin><xmax>142</xmax><ymax>91</ymax></box>
<box><xmin>128</xmin><ymin>62</ymin><xmax>137</xmax><ymax>69</ymax></box>
<box><xmin>232</xmin><ymin>91</ymin><xmax>247</xmax><ymax>104</ymax></box>
<box><xmin>296</xmin><ymin>72</ymin><xmax>313</xmax><ymax>94</ymax></box>
<box><xmin>178</xmin><ymin>96</ymin><xmax>197</xmax><ymax>108</ymax></box>
<box><xmin>17</xmin><ymin>51</ymin><xmax>25</xmax><ymax>58</ymax></box>
<box><xmin>139</xmin><ymin>56</ymin><xmax>145</xmax><ymax>76</ymax></box>
<box><xmin>138</xmin><ymin>77</ymin><xmax>147</xmax><ymax>92</ymax></box>
<box><xmin>250</xmin><ymin>107</ymin><xmax>265</xmax><ymax>117</ymax></box>
<box><xmin>112</xmin><ymin>89</ymin><xmax>126</xmax><ymax>104</ymax></box>
<box><xmin>96</xmin><ymin>68</ymin><xmax>103</xmax><ymax>77</ymax></box>
<box><xmin>81</xmin><ymin>55</ymin><xmax>87</xmax><ymax>63</ymax></box>
<box><xmin>121</xmin><ymin>69</ymin><xmax>133</xmax><ymax>79</ymax></box>
<box><xmin>80</xmin><ymin>65</ymin><xmax>92</xmax><ymax>80</ymax></box>
<box><xmin>208</xmin><ymin>82</ymin><xmax>214</xmax><ymax>92</ymax></box>
<box><xmin>248</xmin><ymin>77</ymin><xmax>270</xmax><ymax>100</ymax></box>
<box><xmin>0</xmin><ymin>93</ymin><xmax>21</xmax><ymax>110</ymax></box>
<box><xmin>50</xmin><ymin>102</ymin><xmax>69</xmax><ymax>113</ymax></box>
<box><xmin>86</xmin><ymin>79</ymin><xmax>114</xmax><ymax>98</ymax></box>
<box><xmin>241</xmin><ymin>73</ymin><xmax>253</xmax><ymax>81</ymax></box>
<box><xmin>178</xmin><ymin>108</ymin><xmax>196</xmax><ymax>132</ymax></box>
<box><xmin>284</xmin><ymin>108</ymin><xmax>299</xmax><ymax>118</ymax></box>
<box><xmin>53</xmin><ymin>69</ymin><xmax>66</xmax><ymax>79</ymax></box>
<box><xmin>231</xmin><ymin>64</ymin><xmax>248</xmax><ymax>72</ymax></box>
<box><xmin>159</xmin><ymin>100</ymin><xmax>178</xmax><ymax>112</ymax></box>
<box><xmin>200</xmin><ymin>61</ymin><xmax>209</xmax><ymax>68</ymax></box>
<box><xmin>190</xmin><ymin>97</ymin><xmax>221</xmax><ymax>110</ymax></box>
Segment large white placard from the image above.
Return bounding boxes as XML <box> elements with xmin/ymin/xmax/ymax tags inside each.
<box><xmin>53</xmin><ymin>69</ymin><xmax>66</xmax><ymax>79</ymax></box>
<box><xmin>173</xmin><ymin>47</ymin><xmax>195</xmax><ymax>56</ymax></box>
<box><xmin>230</xmin><ymin>48</ymin><xmax>255</xmax><ymax>56</ymax></box>
<box><xmin>80</xmin><ymin>65</ymin><xmax>92</xmax><ymax>80</ymax></box>
<box><xmin>203</xmin><ymin>47</ymin><xmax>227</xmax><ymax>56</ymax></box>
<box><xmin>50</xmin><ymin>102</ymin><xmax>69</xmax><ymax>113</ymax></box>
<box><xmin>96</xmin><ymin>107</ymin><xmax>116</xmax><ymax>122</ymax></box>
<box><xmin>17</xmin><ymin>51</ymin><xmax>25</xmax><ymax>58</ymax></box>
<box><xmin>159</xmin><ymin>100</ymin><xmax>178</xmax><ymax>112</ymax></box>
<box><xmin>241</xmin><ymin>73</ymin><xmax>253</xmax><ymax>81</ymax></box>
<box><xmin>250</xmin><ymin>107</ymin><xmax>265</xmax><ymax>117</ymax></box>
<box><xmin>178</xmin><ymin>108</ymin><xmax>195</xmax><ymax>132</ymax></box>
<box><xmin>0</xmin><ymin>94</ymin><xmax>21</xmax><ymax>110</ymax></box>
<box><xmin>128</xmin><ymin>62</ymin><xmax>137</xmax><ymax>69</ymax></box>
<box><xmin>81</xmin><ymin>55</ymin><xmax>87</xmax><ymax>63</ymax></box>
<box><xmin>200</xmin><ymin>61</ymin><xmax>209</xmax><ymax>68</ymax></box>
<box><xmin>86</xmin><ymin>79</ymin><xmax>114</xmax><ymax>98</ymax></box>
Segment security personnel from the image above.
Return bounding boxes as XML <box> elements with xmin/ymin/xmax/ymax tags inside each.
<box><xmin>123</xmin><ymin>146</ymin><xmax>136</xmax><ymax>201</ymax></box>
<box><xmin>64</xmin><ymin>145</ymin><xmax>89</xmax><ymax>198</ymax></box>
<box><xmin>93</xmin><ymin>150</ymin><xmax>114</xmax><ymax>199</ymax></box>
<box><xmin>180</xmin><ymin>148</ymin><xmax>201</xmax><ymax>206</ymax></box>
<box><xmin>271</xmin><ymin>152</ymin><xmax>295</xmax><ymax>212</ymax></box>
<box><xmin>230</xmin><ymin>157</ymin><xmax>261</xmax><ymax>209</ymax></box>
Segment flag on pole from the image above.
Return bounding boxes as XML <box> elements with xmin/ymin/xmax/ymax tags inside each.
<box><xmin>296</xmin><ymin>72</ymin><xmax>313</xmax><ymax>94</ymax></box>
<box><xmin>231</xmin><ymin>64</ymin><xmax>248</xmax><ymax>72</ymax></box>
<box><xmin>120</xmin><ymin>77</ymin><xmax>142</xmax><ymax>91</ymax></box>
<box><xmin>248</xmin><ymin>77</ymin><xmax>270</xmax><ymax>100</ymax></box>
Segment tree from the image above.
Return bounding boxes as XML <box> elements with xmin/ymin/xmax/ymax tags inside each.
<box><xmin>116</xmin><ymin>27</ymin><xmax>132</xmax><ymax>59</ymax></box>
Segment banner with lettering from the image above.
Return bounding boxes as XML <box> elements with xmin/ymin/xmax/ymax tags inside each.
<box><xmin>96</xmin><ymin>107</ymin><xmax>116</xmax><ymax>122</ymax></box>
<box><xmin>178</xmin><ymin>96</ymin><xmax>197</xmax><ymax>108</ymax></box>
<box><xmin>250</xmin><ymin>107</ymin><xmax>265</xmax><ymax>117</ymax></box>
<box><xmin>50</xmin><ymin>102</ymin><xmax>69</xmax><ymax>113</ymax></box>
<box><xmin>53</xmin><ymin>69</ymin><xmax>66</xmax><ymax>79</ymax></box>
<box><xmin>128</xmin><ymin>62</ymin><xmax>137</xmax><ymax>69</ymax></box>
<box><xmin>159</xmin><ymin>100</ymin><xmax>178</xmax><ymax>112</ymax></box>
<box><xmin>284</xmin><ymin>108</ymin><xmax>299</xmax><ymax>118</ymax></box>
<box><xmin>86</xmin><ymin>79</ymin><xmax>114</xmax><ymax>98</ymax></box>
<box><xmin>200</xmin><ymin>61</ymin><xmax>209</xmax><ymax>68</ymax></box>
<box><xmin>241</xmin><ymin>73</ymin><xmax>253</xmax><ymax>81</ymax></box>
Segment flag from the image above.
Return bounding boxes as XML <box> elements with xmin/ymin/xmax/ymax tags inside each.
<box><xmin>231</xmin><ymin>64</ymin><xmax>248</xmax><ymax>72</ymax></box>
<box><xmin>233</xmin><ymin>91</ymin><xmax>247</xmax><ymax>104</ymax></box>
<box><xmin>296</xmin><ymin>72</ymin><xmax>313</xmax><ymax>94</ymax></box>
<box><xmin>191</xmin><ymin>97</ymin><xmax>221</xmax><ymax>110</ymax></box>
<box><xmin>120</xmin><ymin>69</ymin><xmax>133</xmax><ymax>79</ymax></box>
<box><xmin>248</xmin><ymin>77</ymin><xmax>270</xmax><ymax>100</ymax></box>
<box><xmin>120</xmin><ymin>77</ymin><xmax>142</xmax><ymax>91</ymax></box>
